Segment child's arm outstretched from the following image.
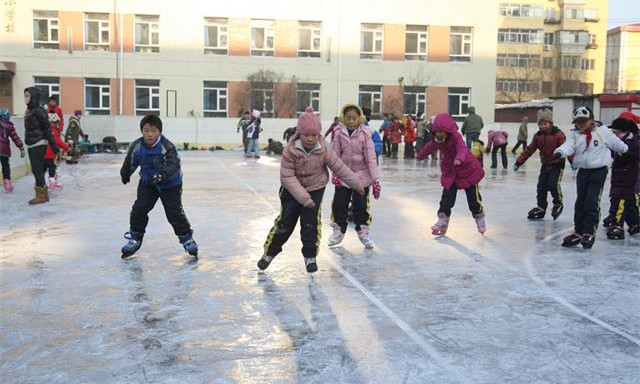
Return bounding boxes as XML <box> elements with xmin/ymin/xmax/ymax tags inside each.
<box><xmin>120</xmin><ymin>139</ymin><xmax>141</xmax><ymax>184</ymax></box>
<box><xmin>553</xmin><ymin>130</ymin><xmax>576</xmax><ymax>158</ymax></box>
<box><xmin>326</xmin><ymin>148</ymin><xmax>365</xmax><ymax>195</ymax></box>
<box><xmin>415</xmin><ymin>140</ymin><xmax>435</xmax><ymax>160</ymax></box>
<box><xmin>514</xmin><ymin>137</ymin><xmax>539</xmax><ymax>168</ymax></box>
<box><xmin>604</xmin><ymin>130</ymin><xmax>629</xmax><ymax>154</ymax></box>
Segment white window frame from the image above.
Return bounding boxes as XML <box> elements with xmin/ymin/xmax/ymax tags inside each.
<box><xmin>499</xmin><ymin>3</ymin><xmax>544</xmax><ymax>18</ymax></box>
<box><xmin>135</xmin><ymin>15</ymin><xmax>159</xmax><ymax>53</ymax></box>
<box><xmin>251</xmin><ymin>19</ymin><xmax>275</xmax><ymax>57</ymax></box>
<box><xmin>85</xmin><ymin>78</ymin><xmax>111</xmax><ymax>115</ymax></box>
<box><xmin>498</xmin><ymin>29</ymin><xmax>544</xmax><ymax>44</ymax></box>
<box><xmin>360</xmin><ymin>24</ymin><xmax>383</xmax><ymax>60</ymax></box>
<box><xmin>33</xmin><ymin>11</ymin><xmax>59</xmax><ymax>49</ymax></box>
<box><xmin>296</xmin><ymin>83</ymin><xmax>321</xmax><ymax>115</ymax></box>
<box><xmin>250</xmin><ymin>88</ymin><xmax>274</xmax><ymax>117</ymax></box>
<box><xmin>358</xmin><ymin>85</ymin><xmax>382</xmax><ymax>117</ymax></box>
<box><xmin>135</xmin><ymin>80</ymin><xmax>160</xmax><ymax>116</ymax></box>
<box><xmin>405</xmin><ymin>25</ymin><xmax>428</xmax><ymax>61</ymax></box>
<box><xmin>496</xmin><ymin>79</ymin><xmax>540</xmax><ymax>93</ymax></box>
<box><xmin>203</xmin><ymin>81</ymin><xmax>228</xmax><ymax>117</ymax></box>
<box><xmin>298</xmin><ymin>21</ymin><xmax>322</xmax><ymax>58</ymax></box>
<box><xmin>84</xmin><ymin>13</ymin><xmax>110</xmax><ymax>51</ymax></box>
<box><xmin>496</xmin><ymin>53</ymin><xmax>540</xmax><ymax>67</ymax></box>
<box><xmin>448</xmin><ymin>88</ymin><xmax>470</xmax><ymax>118</ymax></box>
<box><xmin>450</xmin><ymin>26</ymin><xmax>473</xmax><ymax>62</ymax></box>
<box><xmin>33</xmin><ymin>77</ymin><xmax>60</xmax><ymax>103</ymax></box>
<box><xmin>403</xmin><ymin>87</ymin><xmax>427</xmax><ymax>116</ymax></box>
<box><xmin>204</xmin><ymin>18</ymin><xmax>228</xmax><ymax>55</ymax></box>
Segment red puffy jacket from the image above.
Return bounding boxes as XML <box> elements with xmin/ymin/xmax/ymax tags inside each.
<box><xmin>45</xmin><ymin>124</ymin><xmax>70</xmax><ymax>160</ymax></box>
<box><xmin>515</xmin><ymin>127</ymin><xmax>566</xmax><ymax>168</ymax></box>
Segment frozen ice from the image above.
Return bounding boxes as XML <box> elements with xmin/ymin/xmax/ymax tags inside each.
<box><xmin>1</xmin><ymin>152</ymin><xmax>638</xmax><ymax>384</ymax></box>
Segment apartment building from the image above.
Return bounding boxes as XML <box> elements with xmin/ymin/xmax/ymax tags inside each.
<box><xmin>0</xmin><ymin>0</ymin><xmax>498</xmax><ymax>122</ymax></box>
<box><xmin>495</xmin><ymin>0</ymin><xmax>608</xmax><ymax>104</ymax></box>
<box><xmin>605</xmin><ymin>23</ymin><xmax>640</xmax><ymax>92</ymax></box>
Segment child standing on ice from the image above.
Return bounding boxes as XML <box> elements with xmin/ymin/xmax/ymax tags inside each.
<box><xmin>44</xmin><ymin>112</ymin><xmax>70</xmax><ymax>190</ymax></box>
<box><xmin>119</xmin><ymin>114</ymin><xmax>198</xmax><ymax>259</ymax></box>
<box><xmin>327</xmin><ymin>104</ymin><xmax>381</xmax><ymax>249</ymax></box>
<box><xmin>485</xmin><ymin>129</ymin><xmax>509</xmax><ymax>169</ymax></box>
<box><xmin>554</xmin><ymin>106</ymin><xmax>628</xmax><ymax>249</ymax></box>
<box><xmin>257</xmin><ymin>107</ymin><xmax>364</xmax><ymax>273</ymax></box>
<box><xmin>416</xmin><ymin>113</ymin><xmax>486</xmax><ymax>236</ymax></box>
<box><xmin>512</xmin><ymin>109</ymin><xmax>567</xmax><ymax>221</ymax></box>
<box><xmin>0</xmin><ymin>109</ymin><xmax>25</xmax><ymax>193</ymax></box>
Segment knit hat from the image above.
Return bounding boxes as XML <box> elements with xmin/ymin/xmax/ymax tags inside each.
<box><xmin>74</xmin><ymin>109</ymin><xmax>82</xmax><ymax>117</ymax></box>
<box><xmin>296</xmin><ymin>106</ymin><xmax>321</xmax><ymax>135</ymax></box>
<box><xmin>572</xmin><ymin>106</ymin><xmax>594</xmax><ymax>122</ymax></box>
<box><xmin>609</xmin><ymin>117</ymin><xmax>639</xmax><ymax>135</ymax></box>
<box><xmin>537</xmin><ymin>108</ymin><xmax>553</xmax><ymax>123</ymax></box>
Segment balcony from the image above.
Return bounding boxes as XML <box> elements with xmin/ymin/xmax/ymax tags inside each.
<box><xmin>544</xmin><ymin>16</ymin><xmax>561</xmax><ymax>24</ymax></box>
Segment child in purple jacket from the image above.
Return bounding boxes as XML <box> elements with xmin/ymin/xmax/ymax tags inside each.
<box><xmin>0</xmin><ymin>109</ymin><xmax>25</xmax><ymax>193</ymax></box>
<box><xmin>417</xmin><ymin>113</ymin><xmax>486</xmax><ymax>236</ymax></box>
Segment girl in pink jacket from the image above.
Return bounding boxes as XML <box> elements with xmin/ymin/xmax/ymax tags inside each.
<box><xmin>416</xmin><ymin>113</ymin><xmax>486</xmax><ymax>236</ymax></box>
<box><xmin>257</xmin><ymin>107</ymin><xmax>364</xmax><ymax>273</ymax></box>
<box><xmin>486</xmin><ymin>130</ymin><xmax>509</xmax><ymax>169</ymax></box>
<box><xmin>328</xmin><ymin>104</ymin><xmax>381</xmax><ymax>249</ymax></box>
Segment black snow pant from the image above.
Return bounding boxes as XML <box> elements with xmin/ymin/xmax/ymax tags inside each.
<box><xmin>404</xmin><ymin>142</ymin><xmax>415</xmax><ymax>158</ymax></box>
<box><xmin>536</xmin><ymin>164</ymin><xmax>564</xmax><ymax>210</ymax></box>
<box><xmin>28</xmin><ymin>145</ymin><xmax>47</xmax><ymax>187</ymax></box>
<box><xmin>43</xmin><ymin>159</ymin><xmax>56</xmax><ymax>178</ymax></box>
<box><xmin>491</xmin><ymin>144</ymin><xmax>508</xmax><ymax>169</ymax></box>
<box><xmin>512</xmin><ymin>140</ymin><xmax>527</xmax><ymax>153</ymax></box>
<box><xmin>129</xmin><ymin>181</ymin><xmax>192</xmax><ymax>240</ymax></box>
<box><xmin>574</xmin><ymin>167</ymin><xmax>608</xmax><ymax>236</ymax></box>
<box><xmin>0</xmin><ymin>156</ymin><xmax>10</xmax><ymax>180</ymax></box>
<box><xmin>263</xmin><ymin>187</ymin><xmax>324</xmax><ymax>259</ymax></box>
<box><xmin>438</xmin><ymin>183</ymin><xmax>484</xmax><ymax>218</ymax></box>
<box><xmin>332</xmin><ymin>185</ymin><xmax>371</xmax><ymax>233</ymax></box>
<box><xmin>608</xmin><ymin>195</ymin><xmax>640</xmax><ymax>228</ymax></box>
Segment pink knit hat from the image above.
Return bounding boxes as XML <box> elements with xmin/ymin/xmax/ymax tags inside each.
<box><xmin>297</xmin><ymin>106</ymin><xmax>321</xmax><ymax>135</ymax></box>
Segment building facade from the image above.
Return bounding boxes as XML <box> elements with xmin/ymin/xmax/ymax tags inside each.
<box><xmin>0</xmin><ymin>0</ymin><xmax>498</xmax><ymax>122</ymax></box>
<box><xmin>495</xmin><ymin>0</ymin><xmax>608</xmax><ymax>104</ymax></box>
<box><xmin>605</xmin><ymin>23</ymin><xmax>640</xmax><ymax>93</ymax></box>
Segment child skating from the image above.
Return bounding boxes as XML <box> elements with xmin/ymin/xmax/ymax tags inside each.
<box><xmin>0</xmin><ymin>109</ymin><xmax>25</xmax><ymax>193</ymax></box>
<box><xmin>44</xmin><ymin>112</ymin><xmax>70</xmax><ymax>190</ymax></box>
<box><xmin>554</xmin><ymin>107</ymin><xmax>628</xmax><ymax>249</ymax></box>
<box><xmin>416</xmin><ymin>113</ymin><xmax>486</xmax><ymax>236</ymax></box>
<box><xmin>512</xmin><ymin>109</ymin><xmax>567</xmax><ymax>220</ymax></box>
<box><xmin>257</xmin><ymin>107</ymin><xmax>364</xmax><ymax>273</ymax></box>
<box><xmin>327</xmin><ymin>104</ymin><xmax>381</xmax><ymax>249</ymax></box>
<box><xmin>119</xmin><ymin>114</ymin><xmax>198</xmax><ymax>258</ymax></box>
<box><xmin>602</xmin><ymin>114</ymin><xmax>640</xmax><ymax>239</ymax></box>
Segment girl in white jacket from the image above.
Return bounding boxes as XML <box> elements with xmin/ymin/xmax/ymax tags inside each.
<box><xmin>554</xmin><ymin>106</ymin><xmax>628</xmax><ymax>249</ymax></box>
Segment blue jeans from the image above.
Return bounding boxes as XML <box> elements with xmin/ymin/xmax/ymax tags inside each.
<box><xmin>465</xmin><ymin>132</ymin><xmax>479</xmax><ymax>149</ymax></box>
<box><xmin>246</xmin><ymin>138</ymin><xmax>259</xmax><ymax>156</ymax></box>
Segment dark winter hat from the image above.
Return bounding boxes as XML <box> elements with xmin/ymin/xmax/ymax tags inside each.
<box><xmin>0</xmin><ymin>108</ymin><xmax>10</xmax><ymax>122</ymax></box>
<box><xmin>608</xmin><ymin>117</ymin><xmax>639</xmax><ymax>135</ymax></box>
<box><xmin>140</xmin><ymin>114</ymin><xmax>163</xmax><ymax>132</ymax></box>
<box><xmin>74</xmin><ymin>109</ymin><xmax>82</xmax><ymax>117</ymax></box>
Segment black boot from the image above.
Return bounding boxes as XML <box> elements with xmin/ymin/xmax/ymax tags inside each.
<box><xmin>581</xmin><ymin>234</ymin><xmax>595</xmax><ymax>249</ymax></box>
<box><xmin>561</xmin><ymin>232</ymin><xmax>582</xmax><ymax>247</ymax></box>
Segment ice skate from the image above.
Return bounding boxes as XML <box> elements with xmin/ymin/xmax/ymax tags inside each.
<box><xmin>431</xmin><ymin>212</ymin><xmax>449</xmax><ymax>236</ymax></box>
<box><xmin>3</xmin><ymin>179</ymin><xmax>13</xmax><ymax>193</ymax></box>
<box><xmin>606</xmin><ymin>225</ymin><xmax>625</xmax><ymax>240</ymax></box>
<box><xmin>305</xmin><ymin>257</ymin><xmax>318</xmax><ymax>273</ymax></box>
<box><xmin>121</xmin><ymin>231</ymin><xmax>143</xmax><ymax>258</ymax></box>
<box><xmin>581</xmin><ymin>234</ymin><xmax>595</xmax><ymax>249</ymax></box>
<box><xmin>627</xmin><ymin>224</ymin><xmax>639</xmax><ymax>236</ymax></box>
<box><xmin>48</xmin><ymin>177</ymin><xmax>58</xmax><ymax>190</ymax></box>
<box><xmin>551</xmin><ymin>204</ymin><xmax>563</xmax><ymax>220</ymax></box>
<box><xmin>357</xmin><ymin>225</ymin><xmax>375</xmax><ymax>249</ymax></box>
<box><xmin>602</xmin><ymin>214</ymin><xmax>614</xmax><ymax>228</ymax></box>
<box><xmin>561</xmin><ymin>232</ymin><xmax>582</xmax><ymax>247</ymax></box>
<box><xmin>257</xmin><ymin>254</ymin><xmax>274</xmax><ymax>271</ymax></box>
<box><xmin>527</xmin><ymin>207</ymin><xmax>545</xmax><ymax>220</ymax></box>
<box><xmin>179</xmin><ymin>233</ymin><xmax>198</xmax><ymax>257</ymax></box>
<box><xmin>474</xmin><ymin>213</ymin><xmax>486</xmax><ymax>235</ymax></box>
<box><xmin>328</xmin><ymin>222</ymin><xmax>345</xmax><ymax>246</ymax></box>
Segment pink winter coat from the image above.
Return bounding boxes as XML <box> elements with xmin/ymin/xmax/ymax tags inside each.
<box><xmin>486</xmin><ymin>130</ymin><xmax>509</xmax><ymax>151</ymax></box>
<box><xmin>281</xmin><ymin>134</ymin><xmax>363</xmax><ymax>206</ymax></box>
<box><xmin>0</xmin><ymin>120</ymin><xmax>24</xmax><ymax>157</ymax></box>
<box><xmin>331</xmin><ymin>124</ymin><xmax>380</xmax><ymax>188</ymax></box>
<box><xmin>416</xmin><ymin>114</ymin><xmax>484</xmax><ymax>190</ymax></box>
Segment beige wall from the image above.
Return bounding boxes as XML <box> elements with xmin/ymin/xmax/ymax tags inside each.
<box><xmin>60</xmin><ymin>77</ymin><xmax>84</xmax><ymax>114</ymax></box>
<box><xmin>428</xmin><ymin>26</ymin><xmax>450</xmax><ymax>62</ymax></box>
<box><xmin>59</xmin><ymin>11</ymin><xmax>83</xmax><ymax>52</ymax></box>
<box><xmin>383</xmin><ymin>24</ymin><xmax>405</xmax><ymax>61</ymax></box>
<box><xmin>275</xmin><ymin>20</ymin><xmax>298</xmax><ymax>58</ymax></box>
<box><xmin>229</xmin><ymin>18</ymin><xmax>250</xmax><ymax>56</ymax></box>
<box><xmin>426</xmin><ymin>86</ymin><xmax>448</xmax><ymax>117</ymax></box>
<box><xmin>382</xmin><ymin>85</ymin><xmax>403</xmax><ymax>115</ymax></box>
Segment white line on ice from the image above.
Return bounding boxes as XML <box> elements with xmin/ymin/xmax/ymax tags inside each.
<box><xmin>525</xmin><ymin>228</ymin><xmax>640</xmax><ymax>347</ymax></box>
<box><xmin>213</xmin><ymin>154</ymin><xmax>469</xmax><ymax>384</ymax></box>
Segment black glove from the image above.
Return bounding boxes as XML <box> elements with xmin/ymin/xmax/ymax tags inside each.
<box><xmin>120</xmin><ymin>169</ymin><xmax>130</xmax><ymax>184</ymax></box>
<box><xmin>151</xmin><ymin>173</ymin><xmax>165</xmax><ymax>186</ymax></box>
<box><xmin>83</xmin><ymin>134</ymin><xmax>89</xmax><ymax>141</ymax></box>
<box><xmin>512</xmin><ymin>164</ymin><xmax>520</xmax><ymax>172</ymax></box>
<box><xmin>552</xmin><ymin>152</ymin><xmax>562</xmax><ymax>159</ymax></box>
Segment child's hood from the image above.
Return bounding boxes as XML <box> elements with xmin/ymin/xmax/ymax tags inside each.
<box><xmin>431</xmin><ymin>114</ymin><xmax>459</xmax><ymax>135</ymax></box>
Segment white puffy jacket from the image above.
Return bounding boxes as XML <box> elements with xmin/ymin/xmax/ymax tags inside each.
<box><xmin>554</xmin><ymin>125</ymin><xmax>628</xmax><ymax>169</ymax></box>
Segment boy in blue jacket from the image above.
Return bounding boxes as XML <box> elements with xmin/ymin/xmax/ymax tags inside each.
<box><xmin>119</xmin><ymin>114</ymin><xmax>198</xmax><ymax>258</ymax></box>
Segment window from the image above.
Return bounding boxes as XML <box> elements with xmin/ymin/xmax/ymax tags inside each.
<box><xmin>251</xmin><ymin>19</ymin><xmax>275</xmax><ymax>57</ymax></box>
<box><xmin>403</xmin><ymin>87</ymin><xmax>426</xmax><ymax>116</ymax></box>
<box><xmin>450</xmin><ymin>26</ymin><xmax>472</xmax><ymax>62</ymax></box>
<box><xmin>544</xmin><ymin>32</ymin><xmax>554</xmax><ymax>45</ymax></box>
<box><xmin>499</xmin><ymin>3</ymin><xmax>544</xmax><ymax>18</ymax></box>
<box><xmin>588</xmin><ymin>34</ymin><xmax>597</xmax><ymax>48</ymax></box>
<box><xmin>33</xmin><ymin>11</ymin><xmax>59</xmax><ymax>49</ymax></box>
<box><xmin>561</xmin><ymin>56</ymin><xmax>595</xmax><ymax>70</ymax></box>
<box><xmin>85</xmin><ymin>13</ymin><xmax>109</xmax><ymax>51</ymax></box>
<box><xmin>358</xmin><ymin>85</ymin><xmax>382</xmax><ymax>117</ymax></box>
<box><xmin>135</xmin><ymin>15</ymin><xmax>159</xmax><ymax>53</ymax></box>
<box><xmin>360</xmin><ymin>24</ymin><xmax>383</xmax><ymax>60</ymax></box>
<box><xmin>584</xmin><ymin>9</ymin><xmax>599</xmax><ymax>21</ymax></box>
<box><xmin>563</xmin><ymin>8</ymin><xmax>583</xmax><ymax>19</ymax></box>
<box><xmin>448</xmin><ymin>87</ymin><xmax>470</xmax><ymax>118</ymax></box>
<box><xmin>296</xmin><ymin>83</ymin><xmax>320</xmax><ymax>115</ymax></box>
<box><xmin>405</xmin><ymin>25</ymin><xmax>428</xmax><ymax>60</ymax></box>
<box><xmin>85</xmin><ymin>78</ymin><xmax>110</xmax><ymax>115</ymax></box>
<box><xmin>250</xmin><ymin>88</ymin><xmax>274</xmax><ymax>117</ymax></box>
<box><xmin>204</xmin><ymin>18</ymin><xmax>228</xmax><ymax>55</ymax></box>
<box><xmin>556</xmin><ymin>30</ymin><xmax>589</xmax><ymax>46</ymax></box>
<box><xmin>543</xmin><ymin>57</ymin><xmax>553</xmax><ymax>69</ymax></box>
<box><xmin>203</xmin><ymin>81</ymin><xmax>227</xmax><ymax>117</ymax></box>
<box><xmin>496</xmin><ymin>79</ymin><xmax>540</xmax><ymax>93</ymax></box>
<box><xmin>497</xmin><ymin>29</ymin><xmax>543</xmax><ymax>44</ymax></box>
<box><xmin>544</xmin><ymin>8</ymin><xmax>558</xmax><ymax>22</ymax></box>
<box><xmin>33</xmin><ymin>77</ymin><xmax>60</xmax><ymax>102</ymax></box>
<box><xmin>135</xmin><ymin>80</ymin><xmax>160</xmax><ymax>116</ymax></box>
<box><xmin>298</xmin><ymin>21</ymin><xmax>322</xmax><ymax>58</ymax></box>
<box><xmin>542</xmin><ymin>82</ymin><xmax>552</xmax><ymax>94</ymax></box>
<box><xmin>496</xmin><ymin>54</ymin><xmax>540</xmax><ymax>67</ymax></box>
<box><xmin>581</xmin><ymin>58</ymin><xmax>595</xmax><ymax>70</ymax></box>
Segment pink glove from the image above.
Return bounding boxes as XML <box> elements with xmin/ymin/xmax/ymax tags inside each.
<box><xmin>332</xmin><ymin>174</ymin><xmax>342</xmax><ymax>186</ymax></box>
<box><xmin>372</xmin><ymin>180</ymin><xmax>381</xmax><ymax>199</ymax></box>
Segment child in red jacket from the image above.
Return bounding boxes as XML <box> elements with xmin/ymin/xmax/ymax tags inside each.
<box><xmin>403</xmin><ymin>115</ymin><xmax>417</xmax><ymax>159</ymax></box>
<box><xmin>45</xmin><ymin>113</ymin><xmax>70</xmax><ymax>190</ymax></box>
<box><xmin>388</xmin><ymin>116</ymin><xmax>402</xmax><ymax>158</ymax></box>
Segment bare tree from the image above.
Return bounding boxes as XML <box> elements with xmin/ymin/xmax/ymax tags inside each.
<box><xmin>497</xmin><ymin>64</ymin><xmax>544</xmax><ymax>103</ymax></box>
<box><xmin>399</xmin><ymin>65</ymin><xmax>441</xmax><ymax>116</ymax></box>
<box><xmin>242</xmin><ymin>69</ymin><xmax>298</xmax><ymax>118</ymax></box>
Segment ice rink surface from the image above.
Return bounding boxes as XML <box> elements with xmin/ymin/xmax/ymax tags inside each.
<box><xmin>1</xmin><ymin>151</ymin><xmax>638</xmax><ymax>384</ymax></box>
